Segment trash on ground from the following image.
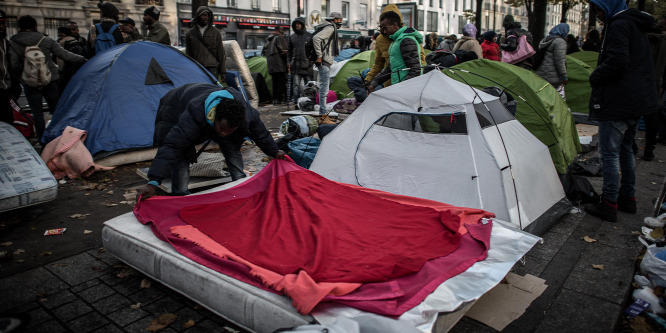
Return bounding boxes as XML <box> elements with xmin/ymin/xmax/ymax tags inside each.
<box><xmin>140</xmin><ymin>279</ymin><xmax>151</xmax><ymax>289</ymax></box>
<box><xmin>130</xmin><ymin>302</ymin><xmax>141</xmax><ymax>309</ymax></box>
<box><xmin>83</xmin><ymin>230</ymin><xmax>93</xmax><ymax>234</ymax></box>
<box><xmin>69</xmin><ymin>213</ymin><xmax>90</xmax><ymax>219</ymax></box>
<box><xmin>634</xmin><ymin>274</ymin><xmax>651</xmax><ymax>288</ymax></box>
<box><xmin>633</xmin><ymin>287</ymin><xmax>666</xmax><ymax>315</ymax></box>
<box><xmin>592</xmin><ymin>264</ymin><xmax>604</xmax><ymax>270</ymax></box>
<box><xmin>146</xmin><ymin>313</ymin><xmax>178</xmax><ymax>332</ymax></box>
<box><xmin>182</xmin><ymin>319</ymin><xmax>195</xmax><ymax>329</ymax></box>
<box><xmin>583</xmin><ymin>236</ymin><xmax>597</xmax><ymax>243</ymax></box>
<box><xmin>645</xmin><ymin>213</ymin><xmax>666</xmax><ymax>229</ymax></box>
<box><xmin>44</xmin><ymin>228</ymin><xmax>67</xmax><ymax>236</ymax></box>
<box><xmin>1</xmin><ymin>242</ymin><xmax>13</xmax><ymax>247</ymax></box>
<box><xmin>625</xmin><ymin>298</ymin><xmax>650</xmax><ymax>318</ymax></box>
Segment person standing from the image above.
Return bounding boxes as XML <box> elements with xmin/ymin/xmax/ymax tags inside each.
<box><xmin>9</xmin><ymin>15</ymin><xmax>85</xmax><ymax>142</ymax></box>
<box><xmin>186</xmin><ymin>6</ymin><xmax>226</xmax><ymax>81</ymax></box>
<box><xmin>66</xmin><ymin>21</ymin><xmax>87</xmax><ymax>58</ymax></box>
<box><xmin>0</xmin><ymin>10</ymin><xmax>17</xmax><ymax>125</ymax></box>
<box><xmin>86</xmin><ymin>2</ymin><xmax>124</xmax><ymax>57</ymax></box>
<box><xmin>453</xmin><ymin>24</ymin><xmax>483</xmax><ymax>59</ymax></box>
<box><xmin>481</xmin><ymin>31</ymin><xmax>500</xmax><ymax>61</ymax></box>
<box><xmin>500</xmin><ymin>15</ymin><xmax>534</xmax><ymax>70</ymax></box>
<box><xmin>56</xmin><ymin>27</ymin><xmax>86</xmax><ymax>94</ymax></box>
<box><xmin>425</xmin><ymin>32</ymin><xmax>438</xmax><ymax>51</ymax></box>
<box><xmin>313</xmin><ymin>12</ymin><xmax>342</xmax><ymax>114</ymax></box>
<box><xmin>584</xmin><ymin>0</ymin><xmax>658</xmax><ymax>222</ymax></box>
<box><xmin>288</xmin><ymin>17</ymin><xmax>311</xmax><ymax>105</ymax></box>
<box><xmin>143</xmin><ymin>6</ymin><xmax>171</xmax><ymax>46</ymax></box>
<box><xmin>118</xmin><ymin>17</ymin><xmax>142</xmax><ymax>43</ymax></box>
<box><xmin>535</xmin><ymin>23</ymin><xmax>569</xmax><ymax>100</ymax></box>
<box><xmin>438</xmin><ymin>34</ymin><xmax>458</xmax><ymax>51</ymax></box>
<box><xmin>265</xmin><ymin>26</ymin><xmax>288</xmax><ymax>105</ymax></box>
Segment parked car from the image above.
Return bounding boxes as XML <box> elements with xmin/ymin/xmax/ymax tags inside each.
<box><xmin>244</xmin><ymin>49</ymin><xmax>263</xmax><ymax>60</ymax></box>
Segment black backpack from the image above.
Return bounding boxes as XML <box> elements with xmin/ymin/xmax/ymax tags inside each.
<box><xmin>304</xmin><ymin>24</ymin><xmax>331</xmax><ymax>62</ymax></box>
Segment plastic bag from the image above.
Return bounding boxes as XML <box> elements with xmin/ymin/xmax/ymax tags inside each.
<box><xmin>640</xmin><ymin>244</ymin><xmax>666</xmax><ymax>287</ymax></box>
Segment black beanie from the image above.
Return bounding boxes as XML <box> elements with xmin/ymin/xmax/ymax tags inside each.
<box><xmin>98</xmin><ymin>2</ymin><xmax>120</xmax><ymax>20</ymax></box>
<box><xmin>144</xmin><ymin>6</ymin><xmax>160</xmax><ymax>20</ymax></box>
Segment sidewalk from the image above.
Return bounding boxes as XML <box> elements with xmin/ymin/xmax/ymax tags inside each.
<box><xmin>0</xmin><ymin>143</ymin><xmax>663</xmax><ymax>332</ymax></box>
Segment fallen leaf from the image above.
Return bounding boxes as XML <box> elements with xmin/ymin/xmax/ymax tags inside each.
<box><xmin>69</xmin><ymin>214</ymin><xmax>90</xmax><ymax>219</ymax></box>
<box><xmin>140</xmin><ymin>279</ymin><xmax>151</xmax><ymax>289</ymax></box>
<box><xmin>39</xmin><ymin>298</ymin><xmax>47</xmax><ymax>302</ymax></box>
<box><xmin>106</xmin><ymin>190</ymin><xmax>114</xmax><ymax>195</ymax></box>
<box><xmin>105</xmin><ymin>203</ymin><xmax>119</xmax><ymax>207</ymax></box>
<box><xmin>98</xmin><ymin>248</ymin><xmax>106</xmax><ymax>254</ymax></box>
<box><xmin>130</xmin><ymin>302</ymin><xmax>141</xmax><ymax>310</ymax></box>
<box><xmin>652</xmin><ymin>182</ymin><xmax>658</xmax><ymax>185</ymax></box>
<box><xmin>13</xmin><ymin>249</ymin><xmax>25</xmax><ymax>255</ymax></box>
<box><xmin>83</xmin><ymin>230</ymin><xmax>93</xmax><ymax>234</ymax></box>
<box><xmin>592</xmin><ymin>264</ymin><xmax>604</xmax><ymax>270</ymax></box>
<box><xmin>182</xmin><ymin>319</ymin><xmax>195</xmax><ymax>329</ymax></box>
<box><xmin>631</xmin><ymin>231</ymin><xmax>642</xmax><ymax>235</ymax></box>
<box><xmin>659</xmin><ymin>160</ymin><xmax>664</xmax><ymax>163</ymax></box>
<box><xmin>583</xmin><ymin>236</ymin><xmax>597</xmax><ymax>243</ymax></box>
<box><xmin>117</xmin><ymin>267</ymin><xmax>135</xmax><ymax>278</ymax></box>
<box><xmin>651</xmin><ymin>228</ymin><xmax>664</xmax><ymax>240</ymax></box>
<box><xmin>84</xmin><ymin>193</ymin><xmax>91</xmax><ymax>196</ymax></box>
<box><xmin>146</xmin><ymin>313</ymin><xmax>178</xmax><ymax>331</ymax></box>
<box><xmin>0</xmin><ymin>251</ymin><xmax>8</xmax><ymax>259</ymax></box>
<box><xmin>223</xmin><ymin>327</ymin><xmax>240</xmax><ymax>333</ymax></box>
<box><xmin>15</xmin><ymin>259</ymin><xmax>24</xmax><ymax>263</ymax></box>
<box><xmin>40</xmin><ymin>251</ymin><xmax>52</xmax><ymax>256</ymax></box>
<box><xmin>1</xmin><ymin>242</ymin><xmax>12</xmax><ymax>247</ymax></box>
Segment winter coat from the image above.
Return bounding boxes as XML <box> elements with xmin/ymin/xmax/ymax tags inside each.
<box><xmin>438</xmin><ymin>39</ymin><xmax>457</xmax><ymax>51</ymax></box>
<box><xmin>57</xmin><ymin>36</ymin><xmax>86</xmax><ymax>84</ymax></box>
<box><xmin>370</xmin><ymin>27</ymin><xmax>423</xmax><ymax>88</ymax></box>
<box><xmin>145</xmin><ymin>21</ymin><xmax>171</xmax><ymax>46</ymax></box>
<box><xmin>582</xmin><ymin>39</ymin><xmax>601</xmax><ymax>52</ymax></box>
<box><xmin>452</xmin><ymin>37</ymin><xmax>483</xmax><ymax>59</ymax></box>
<box><xmin>288</xmin><ymin>17</ymin><xmax>311</xmax><ymax>75</ymax></box>
<box><xmin>9</xmin><ymin>31</ymin><xmax>85</xmax><ymax>83</ymax></box>
<box><xmin>501</xmin><ymin>28</ymin><xmax>534</xmax><ymax>69</ymax></box>
<box><xmin>0</xmin><ymin>38</ymin><xmax>11</xmax><ymax>90</ymax></box>
<box><xmin>588</xmin><ymin>7</ymin><xmax>658</xmax><ymax>121</ymax></box>
<box><xmin>266</xmin><ymin>32</ymin><xmax>288</xmax><ymax>74</ymax></box>
<box><xmin>481</xmin><ymin>40</ymin><xmax>500</xmax><ymax>61</ymax></box>
<box><xmin>149</xmin><ymin>83</ymin><xmax>278</xmax><ymax>183</ymax></box>
<box><xmin>535</xmin><ymin>37</ymin><xmax>568</xmax><ymax>86</ymax></box>
<box><xmin>186</xmin><ymin>6</ymin><xmax>226</xmax><ymax>76</ymax></box>
<box><xmin>312</xmin><ymin>23</ymin><xmax>338</xmax><ymax>67</ymax></box>
<box><xmin>86</xmin><ymin>18</ymin><xmax>125</xmax><ymax>57</ymax></box>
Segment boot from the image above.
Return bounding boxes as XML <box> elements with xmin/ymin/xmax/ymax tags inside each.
<box><xmin>585</xmin><ymin>198</ymin><xmax>618</xmax><ymax>222</ymax></box>
<box><xmin>617</xmin><ymin>195</ymin><xmax>637</xmax><ymax>214</ymax></box>
<box><xmin>643</xmin><ymin>148</ymin><xmax>655</xmax><ymax>161</ymax></box>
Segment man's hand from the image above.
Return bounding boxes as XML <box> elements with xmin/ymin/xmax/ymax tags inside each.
<box><xmin>136</xmin><ymin>184</ymin><xmax>157</xmax><ymax>202</ymax></box>
<box><xmin>118</xmin><ymin>24</ymin><xmax>134</xmax><ymax>34</ymax></box>
<box><xmin>562</xmin><ymin>77</ymin><xmax>569</xmax><ymax>85</ymax></box>
<box><xmin>366</xmin><ymin>84</ymin><xmax>375</xmax><ymax>95</ymax></box>
<box><xmin>274</xmin><ymin>150</ymin><xmax>287</xmax><ymax>159</ymax></box>
<box><xmin>315</xmin><ymin>58</ymin><xmax>322</xmax><ymax>68</ymax></box>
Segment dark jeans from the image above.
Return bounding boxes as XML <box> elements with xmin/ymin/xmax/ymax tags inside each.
<box><xmin>598</xmin><ymin>118</ymin><xmax>639</xmax><ymax>202</ymax></box>
<box><xmin>0</xmin><ymin>88</ymin><xmax>11</xmax><ymax>124</ymax></box>
<box><xmin>170</xmin><ymin>148</ymin><xmax>246</xmax><ymax>196</ymax></box>
<box><xmin>292</xmin><ymin>72</ymin><xmax>311</xmax><ymax>104</ymax></box>
<box><xmin>271</xmin><ymin>72</ymin><xmax>286</xmax><ymax>103</ymax></box>
<box><xmin>24</xmin><ymin>80</ymin><xmax>59</xmax><ymax>141</ymax></box>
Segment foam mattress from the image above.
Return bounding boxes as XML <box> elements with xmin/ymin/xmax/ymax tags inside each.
<box><xmin>0</xmin><ymin>122</ymin><xmax>58</xmax><ymax>212</ymax></box>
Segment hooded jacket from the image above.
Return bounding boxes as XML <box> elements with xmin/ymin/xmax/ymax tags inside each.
<box><xmin>535</xmin><ymin>24</ymin><xmax>569</xmax><ymax>86</ymax></box>
<box><xmin>9</xmin><ymin>31</ymin><xmax>85</xmax><ymax>83</ymax></box>
<box><xmin>312</xmin><ymin>22</ymin><xmax>339</xmax><ymax>67</ymax></box>
<box><xmin>266</xmin><ymin>30</ymin><xmax>288</xmax><ymax>74</ymax></box>
<box><xmin>370</xmin><ymin>26</ymin><xmax>423</xmax><ymax>87</ymax></box>
<box><xmin>288</xmin><ymin>17</ymin><xmax>312</xmax><ymax>75</ymax></box>
<box><xmin>145</xmin><ymin>20</ymin><xmax>171</xmax><ymax>46</ymax></box>
<box><xmin>481</xmin><ymin>40</ymin><xmax>500</xmax><ymax>61</ymax></box>
<box><xmin>588</xmin><ymin>2</ymin><xmax>658</xmax><ymax>120</ymax></box>
<box><xmin>149</xmin><ymin>83</ymin><xmax>278</xmax><ymax>183</ymax></box>
<box><xmin>364</xmin><ymin>4</ymin><xmax>426</xmax><ymax>86</ymax></box>
<box><xmin>86</xmin><ymin>18</ymin><xmax>125</xmax><ymax>57</ymax></box>
<box><xmin>453</xmin><ymin>36</ymin><xmax>483</xmax><ymax>59</ymax></box>
<box><xmin>186</xmin><ymin>6</ymin><xmax>226</xmax><ymax>76</ymax></box>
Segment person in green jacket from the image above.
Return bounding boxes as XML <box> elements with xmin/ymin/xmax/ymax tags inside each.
<box><xmin>368</xmin><ymin>10</ymin><xmax>423</xmax><ymax>93</ymax></box>
<box><xmin>143</xmin><ymin>6</ymin><xmax>171</xmax><ymax>46</ymax></box>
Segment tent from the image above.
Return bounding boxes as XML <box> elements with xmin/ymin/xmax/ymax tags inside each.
<box><xmin>565</xmin><ymin>55</ymin><xmax>594</xmax><ymax>114</ymax></box>
<box><xmin>334</xmin><ymin>48</ymin><xmax>360</xmax><ymax>62</ymax></box>
<box><xmin>247</xmin><ymin>56</ymin><xmax>273</xmax><ymax>98</ymax></box>
<box><xmin>445</xmin><ymin>59</ymin><xmax>581</xmax><ymax>174</ymax></box>
<box><xmin>569</xmin><ymin>51</ymin><xmax>599</xmax><ymax>69</ymax></box>
<box><xmin>42</xmin><ymin>41</ymin><xmax>218</xmax><ymax>156</ymax></box>
<box><xmin>330</xmin><ymin>50</ymin><xmax>376</xmax><ymax>97</ymax></box>
<box><xmin>310</xmin><ymin>70</ymin><xmax>569</xmax><ymax>234</ymax></box>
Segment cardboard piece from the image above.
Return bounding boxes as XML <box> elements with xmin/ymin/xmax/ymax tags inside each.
<box><xmin>464</xmin><ymin>273</ymin><xmax>548</xmax><ymax>331</ymax></box>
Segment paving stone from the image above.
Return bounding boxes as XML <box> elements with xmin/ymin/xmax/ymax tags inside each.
<box><xmin>546</xmin><ymin>211</ymin><xmax>583</xmax><ymax>237</ymax></box>
<box><xmin>107</xmin><ymin>305</ymin><xmax>150</xmax><ymax>327</ymax></box>
<box><xmin>39</xmin><ymin>290</ymin><xmax>77</xmax><ymax>309</ymax></box>
<box><xmin>112</xmin><ymin>276</ymin><xmax>145</xmax><ymax>296</ymax></box>
<box><xmin>173</xmin><ymin>306</ymin><xmax>206</xmax><ymax>330</ymax></box>
<box><xmin>70</xmin><ymin>278</ymin><xmax>102</xmax><ymax>293</ymax></box>
<box><xmin>6</xmin><ymin>301</ymin><xmax>39</xmax><ymax>313</ymax></box>
<box><xmin>182</xmin><ymin>319</ymin><xmax>229</xmax><ymax>333</ymax></box>
<box><xmin>142</xmin><ymin>296</ymin><xmax>185</xmax><ymax>316</ymax></box>
<box><xmin>25</xmin><ymin>305</ymin><xmax>53</xmax><ymax>328</ymax></box>
<box><xmin>64</xmin><ymin>310</ymin><xmax>110</xmax><ymax>333</ymax></box>
<box><xmin>563</xmin><ymin>243</ymin><xmax>636</xmax><ymax>304</ymax></box>
<box><xmin>78</xmin><ymin>283</ymin><xmax>116</xmax><ymax>303</ymax></box>
<box><xmin>593</xmin><ymin>221</ymin><xmax>645</xmax><ymax>251</ymax></box>
<box><xmin>511</xmin><ymin>254</ymin><xmax>550</xmax><ymax>278</ymax></box>
<box><xmin>0</xmin><ymin>267</ymin><xmax>69</xmax><ymax>312</ymax></box>
<box><xmin>98</xmin><ymin>270</ymin><xmax>125</xmax><ymax>286</ymax></box>
<box><xmin>527</xmin><ymin>232</ymin><xmax>569</xmax><ymax>261</ymax></box>
<box><xmin>535</xmin><ymin>288</ymin><xmax>620</xmax><ymax>333</ymax></box>
<box><xmin>86</xmin><ymin>247</ymin><xmax>123</xmax><ymax>266</ymax></box>
<box><xmin>51</xmin><ymin>299</ymin><xmax>93</xmax><ymax>322</ymax></box>
<box><xmin>501</xmin><ymin>309</ymin><xmax>543</xmax><ymax>333</ymax></box>
<box><xmin>450</xmin><ymin>317</ymin><xmax>496</xmax><ymax>333</ymax></box>
<box><xmin>45</xmin><ymin>253</ymin><xmax>110</xmax><ymax>286</ymax></box>
<box><xmin>29</xmin><ymin>319</ymin><xmax>68</xmax><ymax>333</ymax></box>
<box><xmin>128</xmin><ymin>286</ymin><xmax>166</xmax><ymax>305</ymax></box>
<box><xmin>96</xmin><ymin>324</ymin><xmax>126</xmax><ymax>333</ymax></box>
<box><xmin>92</xmin><ymin>293</ymin><xmax>133</xmax><ymax>315</ymax></box>
<box><xmin>529</xmin><ymin>249</ymin><xmax>582</xmax><ymax>313</ymax></box>
<box><xmin>122</xmin><ymin>315</ymin><xmax>177</xmax><ymax>333</ymax></box>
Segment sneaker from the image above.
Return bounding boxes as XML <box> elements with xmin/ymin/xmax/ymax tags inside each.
<box><xmin>585</xmin><ymin>199</ymin><xmax>618</xmax><ymax>222</ymax></box>
<box><xmin>643</xmin><ymin>149</ymin><xmax>655</xmax><ymax>161</ymax></box>
<box><xmin>618</xmin><ymin>195</ymin><xmax>637</xmax><ymax>214</ymax></box>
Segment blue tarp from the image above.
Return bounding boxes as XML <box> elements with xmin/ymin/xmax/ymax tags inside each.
<box><xmin>288</xmin><ymin>137</ymin><xmax>321</xmax><ymax>169</ymax></box>
<box><xmin>43</xmin><ymin>41</ymin><xmax>218</xmax><ymax>156</ymax></box>
<box><xmin>334</xmin><ymin>49</ymin><xmax>360</xmax><ymax>62</ymax></box>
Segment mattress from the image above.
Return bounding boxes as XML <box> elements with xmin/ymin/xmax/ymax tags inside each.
<box><xmin>224</xmin><ymin>40</ymin><xmax>259</xmax><ymax>109</ymax></box>
<box><xmin>0</xmin><ymin>122</ymin><xmax>58</xmax><ymax>213</ymax></box>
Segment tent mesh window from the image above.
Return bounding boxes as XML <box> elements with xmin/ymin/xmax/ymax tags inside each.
<box><xmin>474</xmin><ymin>100</ymin><xmax>515</xmax><ymax>129</ymax></box>
<box><xmin>375</xmin><ymin>112</ymin><xmax>467</xmax><ymax>134</ymax></box>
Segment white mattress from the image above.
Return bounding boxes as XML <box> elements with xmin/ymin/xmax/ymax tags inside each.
<box><xmin>224</xmin><ymin>40</ymin><xmax>259</xmax><ymax>109</ymax></box>
<box><xmin>0</xmin><ymin>122</ymin><xmax>57</xmax><ymax>212</ymax></box>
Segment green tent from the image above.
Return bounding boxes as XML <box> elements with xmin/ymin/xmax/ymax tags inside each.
<box><xmin>330</xmin><ymin>50</ymin><xmax>376</xmax><ymax>97</ymax></box>
<box><xmin>565</xmin><ymin>56</ymin><xmax>593</xmax><ymax>114</ymax></box>
<box><xmin>445</xmin><ymin>59</ymin><xmax>580</xmax><ymax>174</ymax></box>
<box><xmin>246</xmin><ymin>56</ymin><xmax>273</xmax><ymax>97</ymax></box>
<box><xmin>569</xmin><ymin>51</ymin><xmax>598</xmax><ymax>69</ymax></box>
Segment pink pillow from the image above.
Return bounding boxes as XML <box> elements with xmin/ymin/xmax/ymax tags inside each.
<box><xmin>315</xmin><ymin>90</ymin><xmax>338</xmax><ymax>104</ymax></box>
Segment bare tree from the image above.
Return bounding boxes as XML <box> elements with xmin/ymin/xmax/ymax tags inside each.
<box><xmin>550</xmin><ymin>0</ymin><xmax>587</xmax><ymax>22</ymax></box>
<box><xmin>475</xmin><ymin>0</ymin><xmax>484</xmax><ymax>34</ymax></box>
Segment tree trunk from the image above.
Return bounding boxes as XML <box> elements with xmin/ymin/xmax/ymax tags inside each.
<box><xmin>525</xmin><ymin>0</ymin><xmax>535</xmax><ymax>34</ymax></box>
<box><xmin>588</xmin><ymin>3</ymin><xmax>596</xmax><ymax>32</ymax></box>
<box><xmin>532</xmin><ymin>0</ymin><xmax>548</xmax><ymax>46</ymax></box>
<box><xmin>475</xmin><ymin>0</ymin><xmax>483</xmax><ymax>34</ymax></box>
<box><xmin>192</xmin><ymin>0</ymin><xmax>208</xmax><ymax>20</ymax></box>
<box><xmin>560</xmin><ymin>0</ymin><xmax>569</xmax><ymax>23</ymax></box>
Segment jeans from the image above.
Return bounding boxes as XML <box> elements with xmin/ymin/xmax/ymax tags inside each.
<box><xmin>24</xmin><ymin>80</ymin><xmax>59</xmax><ymax>141</ymax></box>
<box><xmin>347</xmin><ymin>76</ymin><xmax>368</xmax><ymax>102</ymax></box>
<box><xmin>598</xmin><ymin>118</ymin><xmax>639</xmax><ymax>202</ymax></box>
<box><xmin>171</xmin><ymin>158</ymin><xmax>191</xmax><ymax>196</ymax></box>
<box><xmin>221</xmin><ymin>146</ymin><xmax>246</xmax><ymax>181</ymax></box>
<box><xmin>318</xmin><ymin>64</ymin><xmax>330</xmax><ymax>114</ymax></box>
<box><xmin>292</xmin><ymin>72</ymin><xmax>311</xmax><ymax>104</ymax></box>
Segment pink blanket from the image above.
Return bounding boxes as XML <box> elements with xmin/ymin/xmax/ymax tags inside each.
<box><xmin>41</xmin><ymin>126</ymin><xmax>114</xmax><ymax>179</ymax></box>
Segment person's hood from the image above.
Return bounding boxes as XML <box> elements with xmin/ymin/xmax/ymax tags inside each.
<box><xmin>502</xmin><ymin>14</ymin><xmax>515</xmax><ymax>29</ymax></box>
<box><xmin>539</xmin><ymin>36</ymin><xmax>559</xmax><ymax>49</ymax></box>
<box><xmin>382</xmin><ymin>4</ymin><xmax>403</xmax><ymax>24</ymax></box>
<box><xmin>193</xmin><ymin>6</ymin><xmax>213</xmax><ymax>27</ymax></box>
<box><xmin>60</xmin><ymin>36</ymin><xmax>76</xmax><ymax>44</ymax></box>
<box><xmin>292</xmin><ymin>17</ymin><xmax>306</xmax><ymax>34</ymax></box>
<box><xmin>462</xmin><ymin>23</ymin><xmax>477</xmax><ymax>37</ymax></box>
<box><xmin>590</xmin><ymin>0</ymin><xmax>628</xmax><ymax>21</ymax></box>
<box><xmin>483</xmin><ymin>30</ymin><xmax>496</xmax><ymax>41</ymax></box>
<box><xmin>267</xmin><ymin>31</ymin><xmax>282</xmax><ymax>41</ymax></box>
<box><xmin>10</xmin><ymin>31</ymin><xmax>48</xmax><ymax>46</ymax></box>
<box><xmin>611</xmin><ymin>8</ymin><xmax>656</xmax><ymax>32</ymax></box>
<box><xmin>548</xmin><ymin>23</ymin><xmax>569</xmax><ymax>38</ymax></box>
<box><xmin>390</xmin><ymin>26</ymin><xmax>423</xmax><ymax>44</ymax></box>
<box><xmin>204</xmin><ymin>90</ymin><xmax>234</xmax><ymax>126</ymax></box>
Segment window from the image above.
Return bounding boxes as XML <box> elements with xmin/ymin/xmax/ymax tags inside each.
<box><xmin>376</xmin><ymin>113</ymin><xmax>468</xmax><ymax>134</ymax></box>
<box><xmin>418</xmin><ymin>10</ymin><xmax>425</xmax><ymax>30</ymax></box>
<box><xmin>484</xmin><ymin>3</ymin><xmax>490</xmax><ymax>10</ymax></box>
<box><xmin>227</xmin><ymin>0</ymin><xmax>236</xmax><ymax>8</ymax></box>
<box><xmin>419</xmin><ymin>0</ymin><xmax>423</xmax><ymax>5</ymax></box>
<box><xmin>273</xmin><ymin>0</ymin><xmax>281</xmax><ymax>12</ymax></box>
<box><xmin>135</xmin><ymin>0</ymin><xmax>163</xmax><ymax>4</ymax></box>
<box><xmin>485</xmin><ymin>14</ymin><xmax>489</xmax><ymax>31</ymax></box>
<box><xmin>322</xmin><ymin>0</ymin><xmax>330</xmax><ymax>17</ymax></box>
<box><xmin>342</xmin><ymin>1</ymin><xmax>349</xmax><ymax>27</ymax></box>
<box><xmin>246</xmin><ymin>35</ymin><xmax>266</xmax><ymax>50</ymax></box>
<box><xmin>427</xmin><ymin>11</ymin><xmax>438</xmax><ymax>32</ymax></box>
<box><xmin>252</xmin><ymin>0</ymin><xmax>259</xmax><ymax>10</ymax></box>
<box><xmin>440</xmin><ymin>0</ymin><xmax>443</xmax><ymax>8</ymax></box>
<box><xmin>44</xmin><ymin>18</ymin><xmax>70</xmax><ymax>39</ymax></box>
<box><xmin>5</xmin><ymin>17</ymin><xmax>17</xmax><ymax>38</ymax></box>
<box><xmin>474</xmin><ymin>101</ymin><xmax>515</xmax><ymax>128</ymax></box>
<box><xmin>458</xmin><ymin>15</ymin><xmax>465</xmax><ymax>33</ymax></box>
<box><xmin>455</xmin><ymin>0</ymin><xmax>459</xmax><ymax>11</ymax></box>
<box><xmin>358</xmin><ymin>4</ymin><xmax>368</xmax><ymax>28</ymax></box>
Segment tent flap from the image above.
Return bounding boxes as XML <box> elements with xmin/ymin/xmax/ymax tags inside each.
<box><xmin>145</xmin><ymin>58</ymin><xmax>173</xmax><ymax>85</ymax></box>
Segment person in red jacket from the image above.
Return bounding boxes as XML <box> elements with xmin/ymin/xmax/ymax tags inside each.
<box><xmin>481</xmin><ymin>31</ymin><xmax>500</xmax><ymax>61</ymax></box>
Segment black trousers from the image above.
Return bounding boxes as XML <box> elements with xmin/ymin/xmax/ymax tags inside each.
<box><xmin>0</xmin><ymin>88</ymin><xmax>12</xmax><ymax>124</ymax></box>
<box><xmin>271</xmin><ymin>72</ymin><xmax>286</xmax><ymax>103</ymax></box>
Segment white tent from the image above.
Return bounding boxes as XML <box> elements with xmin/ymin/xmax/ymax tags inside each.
<box><xmin>310</xmin><ymin>70</ymin><xmax>569</xmax><ymax>233</ymax></box>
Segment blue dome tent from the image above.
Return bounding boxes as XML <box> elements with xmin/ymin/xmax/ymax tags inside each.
<box><xmin>43</xmin><ymin>41</ymin><xmax>218</xmax><ymax>156</ymax></box>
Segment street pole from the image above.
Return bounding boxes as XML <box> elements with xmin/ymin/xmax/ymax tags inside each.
<box><xmin>493</xmin><ymin>0</ymin><xmax>497</xmax><ymax>32</ymax></box>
